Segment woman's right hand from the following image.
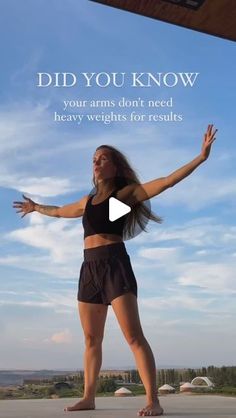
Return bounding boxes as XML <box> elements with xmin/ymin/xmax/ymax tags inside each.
<box><xmin>13</xmin><ymin>194</ymin><xmax>36</xmax><ymax>218</ymax></box>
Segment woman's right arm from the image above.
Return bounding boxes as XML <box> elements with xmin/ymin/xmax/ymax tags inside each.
<box><xmin>13</xmin><ymin>194</ymin><xmax>89</xmax><ymax>218</ymax></box>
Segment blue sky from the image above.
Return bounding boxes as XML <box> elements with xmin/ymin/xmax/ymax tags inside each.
<box><xmin>0</xmin><ymin>0</ymin><xmax>236</xmax><ymax>370</ymax></box>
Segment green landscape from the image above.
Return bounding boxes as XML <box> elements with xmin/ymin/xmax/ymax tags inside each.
<box><xmin>0</xmin><ymin>366</ymin><xmax>235</xmax><ymax>400</ymax></box>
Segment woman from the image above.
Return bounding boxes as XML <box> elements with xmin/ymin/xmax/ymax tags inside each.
<box><xmin>13</xmin><ymin>124</ymin><xmax>217</xmax><ymax>416</ymax></box>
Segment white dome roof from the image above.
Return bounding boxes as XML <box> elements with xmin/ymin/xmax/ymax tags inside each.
<box><xmin>159</xmin><ymin>384</ymin><xmax>175</xmax><ymax>390</ymax></box>
<box><xmin>191</xmin><ymin>376</ymin><xmax>214</xmax><ymax>387</ymax></box>
<box><xmin>115</xmin><ymin>387</ymin><xmax>132</xmax><ymax>394</ymax></box>
<box><xmin>180</xmin><ymin>382</ymin><xmax>195</xmax><ymax>388</ymax></box>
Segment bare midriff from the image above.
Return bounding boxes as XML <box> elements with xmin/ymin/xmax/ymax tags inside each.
<box><xmin>84</xmin><ymin>233</ymin><xmax>123</xmax><ymax>249</ymax></box>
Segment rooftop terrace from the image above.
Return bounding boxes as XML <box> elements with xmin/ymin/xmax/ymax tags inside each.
<box><xmin>1</xmin><ymin>394</ymin><xmax>236</xmax><ymax>418</ymax></box>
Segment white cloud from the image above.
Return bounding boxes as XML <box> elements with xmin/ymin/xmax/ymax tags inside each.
<box><xmin>0</xmin><ymin>290</ymin><xmax>77</xmax><ymax>314</ymax></box>
<box><xmin>176</xmin><ymin>261</ymin><xmax>236</xmax><ymax>294</ymax></box>
<box><xmin>0</xmin><ymin>300</ymin><xmax>53</xmax><ymax>308</ymax></box>
<box><xmin>4</xmin><ymin>174</ymin><xmax>76</xmax><ymax>197</ymax></box>
<box><xmin>0</xmin><ymin>103</ymin><xmax>47</xmax><ymax>153</ymax></box>
<box><xmin>0</xmin><ymin>253</ymin><xmax>80</xmax><ymax>280</ymax></box>
<box><xmin>139</xmin><ymin>293</ymin><xmax>216</xmax><ymax>313</ymax></box>
<box><xmin>134</xmin><ymin>217</ymin><xmax>236</xmax><ymax>248</ymax></box>
<box><xmin>49</xmin><ymin>329</ymin><xmax>73</xmax><ymax>344</ymax></box>
<box><xmin>0</xmin><ymin>102</ymin><xmax>92</xmax><ymax>196</ymax></box>
<box><xmin>6</xmin><ymin>216</ymin><xmax>83</xmax><ymax>266</ymax></box>
<box><xmin>138</xmin><ymin>246</ymin><xmax>181</xmax><ymax>263</ymax></box>
<box><xmin>1</xmin><ymin>100</ymin><xmax>235</xmax><ymax>209</ymax></box>
<box><xmin>20</xmin><ymin>328</ymin><xmax>74</xmax><ymax>346</ymax></box>
<box><xmin>156</xmin><ymin>176</ymin><xmax>236</xmax><ymax>211</ymax></box>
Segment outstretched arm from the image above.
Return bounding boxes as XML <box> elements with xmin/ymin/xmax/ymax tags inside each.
<box><xmin>13</xmin><ymin>194</ymin><xmax>89</xmax><ymax>218</ymax></box>
<box><xmin>131</xmin><ymin>124</ymin><xmax>217</xmax><ymax>202</ymax></box>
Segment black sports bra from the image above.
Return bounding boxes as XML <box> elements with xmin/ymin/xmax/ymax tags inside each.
<box><xmin>82</xmin><ymin>188</ymin><xmax>127</xmax><ymax>239</ymax></box>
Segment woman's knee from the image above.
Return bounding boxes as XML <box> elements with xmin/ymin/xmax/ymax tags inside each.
<box><xmin>84</xmin><ymin>333</ymin><xmax>104</xmax><ymax>348</ymax></box>
<box><xmin>125</xmin><ymin>332</ymin><xmax>146</xmax><ymax>348</ymax></box>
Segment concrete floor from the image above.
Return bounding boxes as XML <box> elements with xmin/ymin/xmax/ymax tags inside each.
<box><xmin>0</xmin><ymin>394</ymin><xmax>236</xmax><ymax>418</ymax></box>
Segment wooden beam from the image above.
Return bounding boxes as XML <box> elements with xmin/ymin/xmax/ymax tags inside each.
<box><xmin>90</xmin><ymin>0</ymin><xmax>236</xmax><ymax>42</ymax></box>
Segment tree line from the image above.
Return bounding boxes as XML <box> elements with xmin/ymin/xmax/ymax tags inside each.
<box><xmin>64</xmin><ymin>366</ymin><xmax>236</xmax><ymax>387</ymax></box>
<box><xmin>157</xmin><ymin>365</ymin><xmax>236</xmax><ymax>387</ymax></box>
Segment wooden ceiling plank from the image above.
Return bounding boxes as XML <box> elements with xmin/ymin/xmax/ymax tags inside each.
<box><xmin>89</xmin><ymin>0</ymin><xmax>236</xmax><ymax>42</ymax></box>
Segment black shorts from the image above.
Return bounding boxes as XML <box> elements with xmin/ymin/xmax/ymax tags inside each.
<box><xmin>77</xmin><ymin>242</ymin><xmax>138</xmax><ymax>305</ymax></box>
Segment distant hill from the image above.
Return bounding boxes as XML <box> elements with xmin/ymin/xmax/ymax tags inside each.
<box><xmin>0</xmin><ymin>370</ymin><xmax>76</xmax><ymax>387</ymax></box>
<box><xmin>0</xmin><ymin>365</ymin><xmax>202</xmax><ymax>386</ymax></box>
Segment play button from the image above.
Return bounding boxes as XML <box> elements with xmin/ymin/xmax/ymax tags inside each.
<box><xmin>109</xmin><ymin>197</ymin><xmax>131</xmax><ymax>222</ymax></box>
<box><xmin>85</xmin><ymin>176</ymin><xmax>153</xmax><ymax>241</ymax></box>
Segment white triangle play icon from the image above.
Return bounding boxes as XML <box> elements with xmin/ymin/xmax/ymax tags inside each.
<box><xmin>109</xmin><ymin>197</ymin><xmax>131</xmax><ymax>222</ymax></box>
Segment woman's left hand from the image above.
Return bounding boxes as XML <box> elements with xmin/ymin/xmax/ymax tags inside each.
<box><xmin>201</xmin><ymin>124</ymin><xmax>218</xmax><ymax>161</ymax></box>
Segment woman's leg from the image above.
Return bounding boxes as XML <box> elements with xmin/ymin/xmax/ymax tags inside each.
<box><xmin>64</xmin><ymin>301</ymin><xmax>108</xmax><ymax>412</ymax></box>
<box><xmin>111</xmin><ymin>293</ymin><xmax>164</xmax><ymax>416</ymax></box>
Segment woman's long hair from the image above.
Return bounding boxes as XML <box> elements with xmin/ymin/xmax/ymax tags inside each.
<box><xmin>92</xmin><ymin>145</ymin><xmax>164</xmax><ymax>239</ymax></box>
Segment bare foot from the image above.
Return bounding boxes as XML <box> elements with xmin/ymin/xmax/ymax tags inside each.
<box><xmin>64</xmin><ymin>397</ymin><xmax>95</xmax><ymax>412</ymax></box>
<box><xmin>137</xmin><ymin>401</ymin><xmax>164</xmax><ymax>416</ymax></box>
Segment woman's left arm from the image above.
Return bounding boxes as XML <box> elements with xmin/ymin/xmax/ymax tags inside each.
<box><xmin>132</xmin><ymin>124</ymin><xmax>218</xmax><ymax>202</ymax></box>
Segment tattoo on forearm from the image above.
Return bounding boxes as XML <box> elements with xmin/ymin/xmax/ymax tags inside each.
<box><xmin>35</xmin><ymin>204</ymin><xmax>60</xmax><ymax>217</ymax></box>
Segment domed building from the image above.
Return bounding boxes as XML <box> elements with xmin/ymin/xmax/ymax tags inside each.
<box><xmin>159</xmin><ymin>384</ymin><xmax>175</xmax><ymax>395</ymax></box>
<box><xmin>114</xmin><ymin>387</ymin><xmax>133</xmax><ymax>397</ymax></box>
<box><xmin>180</xmin><ymin>382</ymin><xmax>195</xmax><ymax>393</ymax></box>
<box><xmin>191</xmin><ymin>376</ymin><xmax>214</xmax><ymax>388</ymax></box>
